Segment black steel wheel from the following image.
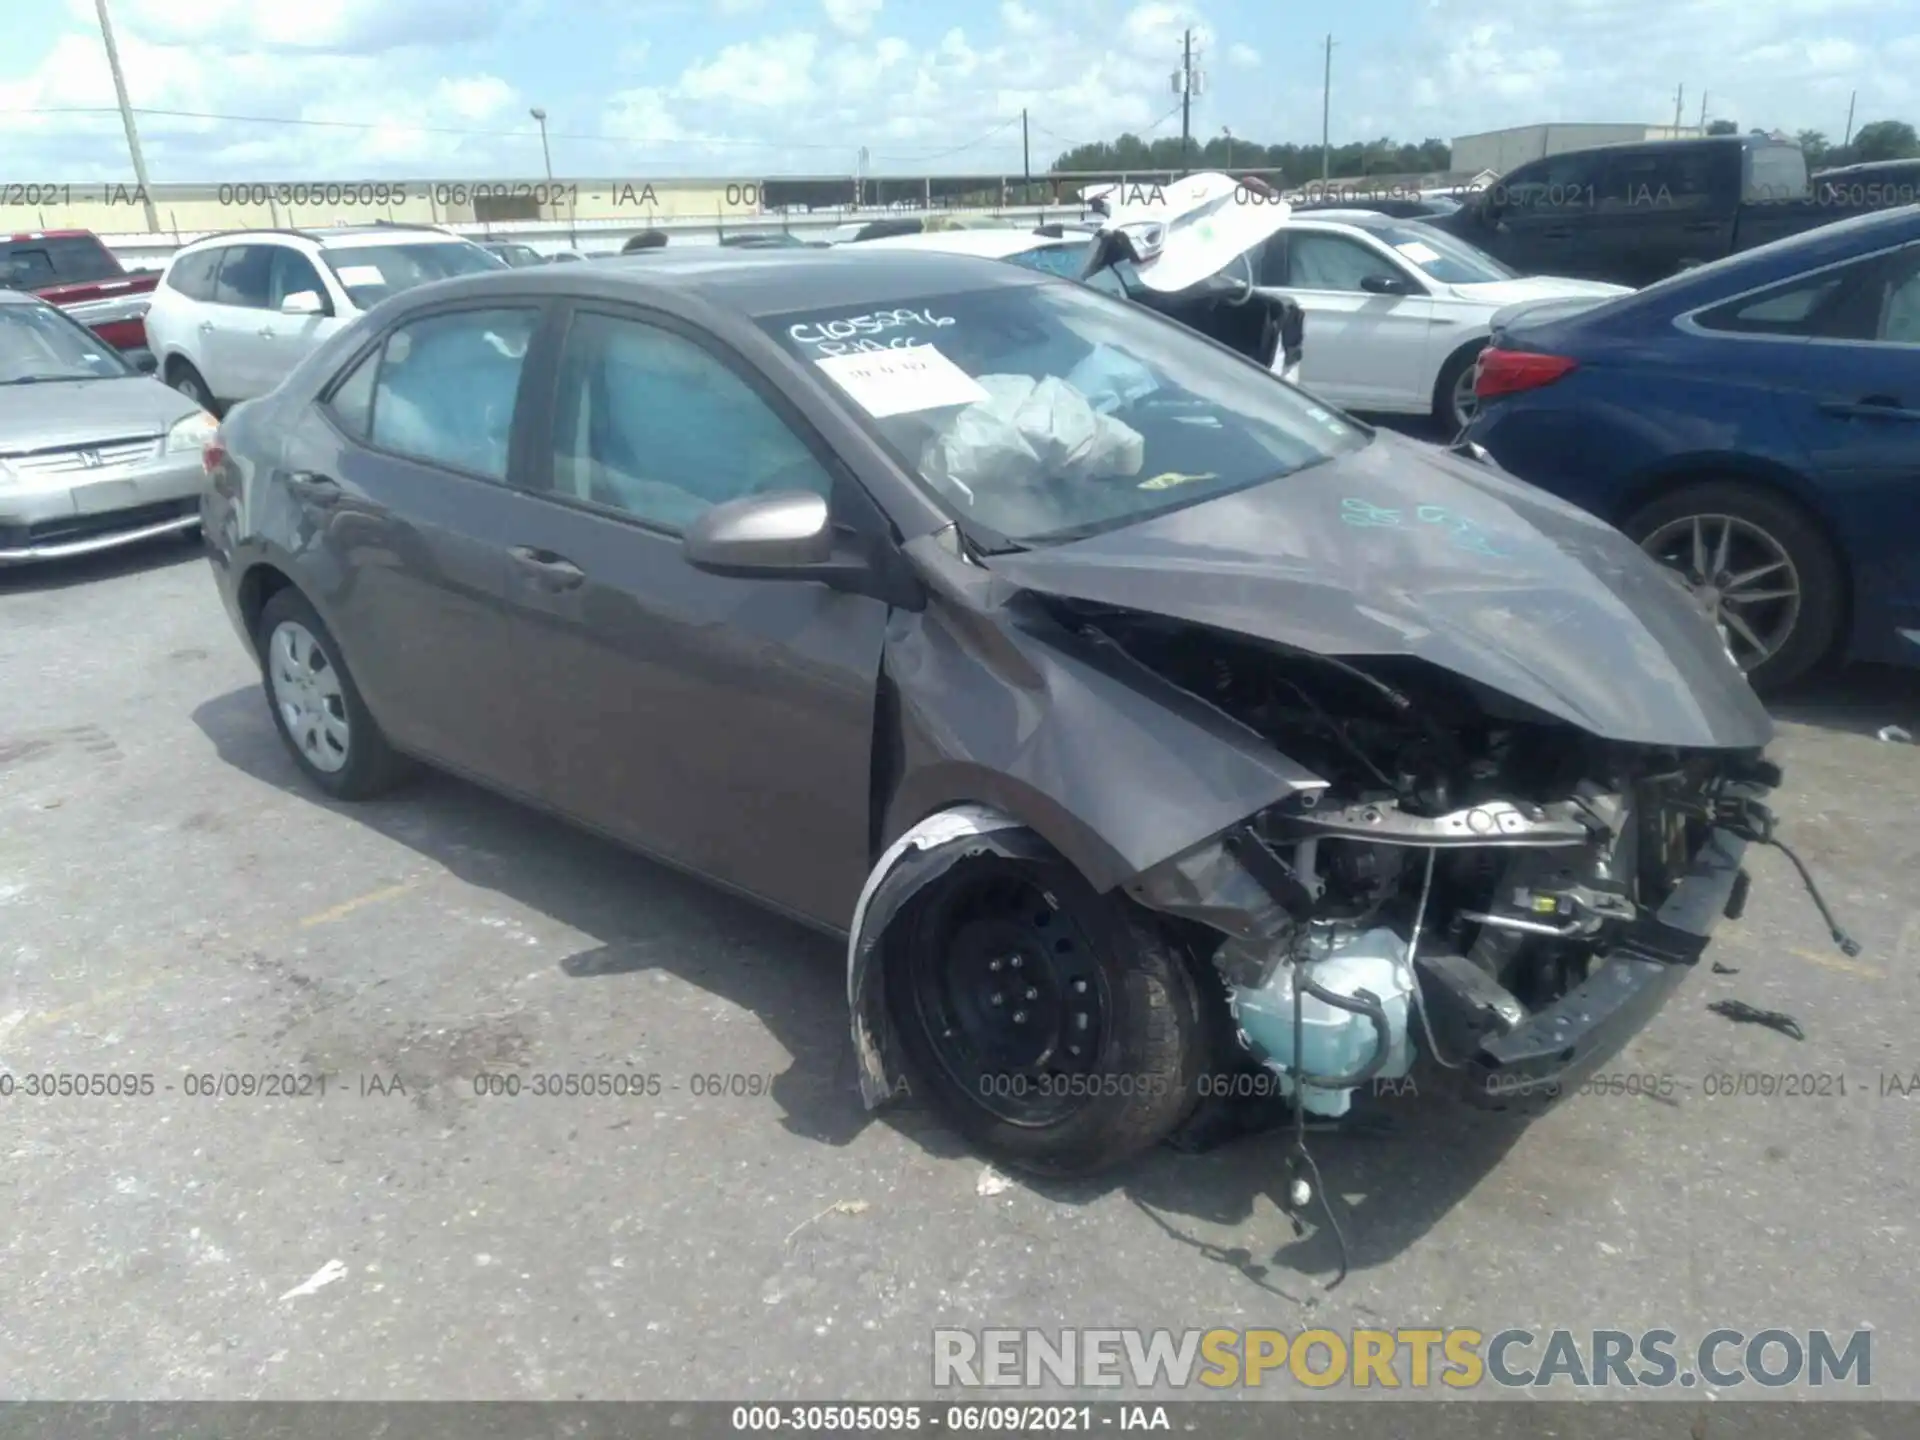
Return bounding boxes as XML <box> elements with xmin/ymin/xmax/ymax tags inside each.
<box><xmin>889</xmin><ymin>849</ymin><xmax>1202</xmax><ymax>1177</ymax></box>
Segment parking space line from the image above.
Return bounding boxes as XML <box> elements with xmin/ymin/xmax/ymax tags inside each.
<box><xmin>1789</xmin><ymin>945</ymin><xmax>1884</xmax><ymax>980</ymax></box>
<box><xmin>296</xmin><ymin>877</ymin><xmax>424</xmax><ymax>929</ymax></box>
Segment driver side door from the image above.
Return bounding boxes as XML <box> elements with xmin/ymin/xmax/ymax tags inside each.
<box><xmin>499</xmin><ymin>303</ymin><xmax>891</xmax><ymax>927</ymax></box>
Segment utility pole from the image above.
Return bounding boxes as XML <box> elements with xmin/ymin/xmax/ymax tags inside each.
<box><xmin>1222</xmin><ymin>125</ymin><xmax>1233</xmax><ymax>170</ymax></box>
<box><xmin>1698</xmin><ymin>91</ymin><xmax>1708</xmax><ymax>130</ymax></box>
<box><xmin>529</xmin><ymin>108</ymin><xmax>576</xmax><ymax>248</ymax></box>
<box><xmin>93</xmin><ymin>0</ymin><xmax>159</xmax><ymax>232</ymax></box>
<box><xmin>1672</xmin><ymin>83</ymin><xmax>1684</xmax><ymax>131</ymax></box>
<box><xmin>1321</xmin><ymin>35</ymin><xmax>1335</xmax><ymax>182</ymax></box>
<box><xmin>1842</xmin><ymin>91</ymin><xmax>1857</xmax><ymax>147</ymax></box>
<box><xmin>1021</xmin><ymin>108</ymin><xmax>1030</xmax><ymax>198</ymax></box>
<box><xmin>1179</xmin><ymin>29</ymin><xmax>1193</xmax><ymax>174</ymax></box>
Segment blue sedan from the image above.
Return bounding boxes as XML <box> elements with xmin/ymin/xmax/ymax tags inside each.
<box><xmin>1463</xmin><ymin>206</ymin><xmax>1920</xmax><ymax>690</ymax></box>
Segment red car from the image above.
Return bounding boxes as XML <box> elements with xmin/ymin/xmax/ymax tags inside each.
<box><xmin>0</xmin><ymin>230</ymin><xmax>159</xmax><ymax>358</ymax></box>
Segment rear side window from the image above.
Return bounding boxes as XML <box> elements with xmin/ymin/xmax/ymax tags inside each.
<box><xmin>366</xmin><ymin>308</ymin><xmax>538</xmax><ymax>480</ymax></box>
<box><xmin>1746</xmin><ymin>144</ymin><xmax>1810</xmax><ymax>204</ymax></box>
<box><xmin>212</xmin><ymin>245</ymin><xmax>272</xmax><ymax>308</ymax></box>
<box><xmin>1693</xmin><ymin>254</ymin><xmax>1880</xmax><ymax>337</ymax></box>
<box><xmin>1603</xmin><ymin>147</ymin><xmax>1724</xmax><ymax>213</ymax></box>
<box><xmin>1002</xmin><ymin>243</ymin><xmax>1092</xmax><ymax>279</ymax></box>
<box><xmin>166</xmin><ymin>248</ymin><xmax>221</xmax><ymax>300</ymax></box>
<box><xmin>0</xmin><ymin>234</ymin><xmax>124</xmax><ymax>288</ymax></box>
<box><xmin>325</xmin><ymin>348</ymin><xmax>379</xmax><ymax>438</ymax></box>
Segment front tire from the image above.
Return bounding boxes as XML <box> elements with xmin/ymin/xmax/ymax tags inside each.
<box><xmin>168</xmin><ymin>359</ymin><xmax>217</xmax><ymax>414</ymax></box>
<box><xmin>1621</xmin><ymin>480</ymin><xmax>1843</xmax><ymax>691</ymax></box>
<box><xmin>888</xmin><ymin>849</ymin><xmax>1203</xmax><ymax>1177</ymax></box>
<box><xmin>256</xmin><ymin>587</ymin><xmax>415</xmax><ymax>799</ymax></box>
<box><xmin>1434</xmin><ymin>340</ymin><xmax>1488</xmax><ymax>436</ymax></box>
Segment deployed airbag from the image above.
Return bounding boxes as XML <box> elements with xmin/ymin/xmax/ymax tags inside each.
<box><xmin>919</xmin><ymin>373</ymin><xmax>1144</xmax><ymax>505</ymax></box>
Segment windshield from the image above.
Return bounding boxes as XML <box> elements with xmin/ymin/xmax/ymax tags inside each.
<box><xmin>762</xmin><ymin>279</ymin><xmax>1366</xmax><ymax>547</ymax></box>
<box><xmin>0</xmin><ymin>301</ymin><xmax>134</xmax><ymax>383</ymax></box>
<box><xmin>1370</xmin><ymin>221</ymin><xmax>1516</xmax><ymax>283</ymax></box>
<box><xmin>321</xmin><ymin>241</ymin><xmax>506</xmax><ymax>308</ymax></box>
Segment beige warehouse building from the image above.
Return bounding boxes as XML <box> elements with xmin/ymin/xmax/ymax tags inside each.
<box><xmin>1</xmin><ymin>177</ymin><xmax>767</xmax><ymax>238</ymax></box>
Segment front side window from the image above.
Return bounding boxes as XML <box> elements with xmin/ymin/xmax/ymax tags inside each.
<box><xmin>545</xmin><ymin>311</ymin><xmax>832</xmax><ymax>532</ymax></box>
<box><xmin>762</xmin><ymin>278</ymin><xmax>1365</xmax><ymax>546</ymax></box>
<box><xmin>1871</xmin><ymin>246</ymin><xmax>1920</xmax><ymax>343</ymax></box>
<box><xmin>321</xmin><ymin>242</ymin><xmax>506</xmax><ymax>311</ymax></box>
<box><xmin>0</xmin><ymin>301</ymin><xmax>134</xmax><ymax>384</ymax></box>
<box><xmin>267</xmin><ymin>248</ymin><xmax>329</xmax><ymax>311</ymax></box>
<box><xmin>1287</xmin><ymin>232</ymin><xmax>1408</xmax><ymax>291</ymax></box>
<box><xmin>367</xmin><ymin>308</ymin><xmax>536</xmax><ymax>480</ymax></box>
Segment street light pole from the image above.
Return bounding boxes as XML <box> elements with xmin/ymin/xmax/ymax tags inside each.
<box><xmin>530</xmin><ymin>107</ymin><xmax>576</xmax><ymax>247</ymax></box>
<box><xmin>93</xmin><ymin>0</ymin><xmax>159</xmax><ymax>232</ymax></box>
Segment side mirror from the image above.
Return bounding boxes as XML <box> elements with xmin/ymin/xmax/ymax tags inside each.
<box><xmin>1360</xmin><ymin>273</ymin><xmax>1415</xmax><ymax>296</ymax></box>
<box><xmin>280</xmin><ymin>290</ymin><xmax>325</xmax><ymax>315</ymax></box>
<box><xmin>132</xmin><ymin>350</ymin><xmax>159</xmax><ymax>374</ymax></box>
<box><xmin>684</xmin><ymin>491</ymin><xmax>836</xmax><ymax>577</ymax></box>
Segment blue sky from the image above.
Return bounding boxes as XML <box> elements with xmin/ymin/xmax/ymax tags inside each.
<box><xmin>0</xmin><ymin>0</ymin><xmax>1910</xmax><ymax>181</ymax></box>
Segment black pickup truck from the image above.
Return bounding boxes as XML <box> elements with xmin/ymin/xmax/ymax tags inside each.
<box><xmin>1428</xmin><ymin>134</ymin><xmax>1889</xmax><ymax>288</ymax></box>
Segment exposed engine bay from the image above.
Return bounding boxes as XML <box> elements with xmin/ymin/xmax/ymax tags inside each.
<box><xmin>1082</xmin><ymin>606</ymin><xmax>1820</xmax><ymax>1118</ymax></box>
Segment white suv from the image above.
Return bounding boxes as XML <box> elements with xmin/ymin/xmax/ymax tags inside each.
<box><xmin>144</xmin><ymin>225</ymin><xmax>505</xmax><ymax>411</ymax></box>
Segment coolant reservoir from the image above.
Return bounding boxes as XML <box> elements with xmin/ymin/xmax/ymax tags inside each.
<box><xmin>1228</xmin><ymin>923</ymin><xmax>1417</xmax><ymax>1117</ymax></box>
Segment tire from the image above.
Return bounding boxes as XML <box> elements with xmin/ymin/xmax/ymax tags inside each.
<box><xmin>1621</xmin><ymin>480</ymin><xmax>1844</xmax><ymax>692</ymax></box>
<box><xmin>888</xmin><ymin>849</ymin><xmax>1204</xmax><ymax>1177</ymax></box>
<box><xmin>168</xmin><ymin>358</ymin><xmax>217</xmax><ymax>413</ymax></box>
<box><xmin>256</xmin><ymin>587</ymin><xmax>416</xmax><ymax>799</ymax></box>
<box><xmin>1433</xmin><ymin>340</ymin><xmax>1488</xmax><ymax>436</ymax></box>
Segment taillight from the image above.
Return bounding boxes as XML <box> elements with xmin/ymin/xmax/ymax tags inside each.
<box><xmin>202</xmin><ymin>436</ymin><xmax>226</xmax><ymax>475</ymax></box>
<box><xmin>1474</xmin><ymin>347</ymin><xmax>1578</xmax><ymax>400</ymax></box>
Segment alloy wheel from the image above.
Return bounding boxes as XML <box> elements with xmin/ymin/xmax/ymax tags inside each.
<box><xmin>1450</xmin><ymin>363</ymin><xmax>1479</xmax><ymax>429</ymax></box>
<box><xmin>267</xmin><ymin>620</ymin><xmax>352</xmax><ymax>773</ymax></box>
<box><xmin>1639</xmin><ymin>512</ymin><xmax>1802</xmax><ymax>672</ymax></box>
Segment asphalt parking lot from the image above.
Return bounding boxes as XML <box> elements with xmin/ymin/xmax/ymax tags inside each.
<box><xmin>3</xmin><ymin>533</ymin><xmax>1918</xmax><ymax>1402</ymax></box>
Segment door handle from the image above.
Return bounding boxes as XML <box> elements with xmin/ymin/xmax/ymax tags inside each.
<box><xmin>509</xmin><ymin>545</ymin><xmax>586</xmax><ymax>590</ymax></box>
<box><xmin>197</xmin><ymin>321</ymin><xmax>215</xmax><ymax>333</ymax></box>
<box><xmin>1820</xmin><ymin>396</ymin><xmax>1920</xmax><ymax>422</ymax></box>
<box><xmin>285</xmin><ymin>471</ymin><xmax>342</xmax><ymax>506</ymax></box>
<box><xmin>257</xmin><ymin>327</ymin><xmax>275</xmax><ymax>338</ymax></box>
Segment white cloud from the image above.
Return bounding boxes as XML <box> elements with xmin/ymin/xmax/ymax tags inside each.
<box><xmin>1227</xmin><ymin>42</ymin><xmax>1259</xmax><ymax>68</ymax></box>
<box><xmin>1001</xmin><ymin>1</ymin><xmax>1042</xmax><ymax>35</ymax></box>
<box><xmin>823</xmin><ymin>0</ymin><xmax>883</xmax><ymax>36</ymax></box>
<box><xmin>678</xmin><ymin>33</ymin><xmax>820</xmax><ymax>108</ymax></box>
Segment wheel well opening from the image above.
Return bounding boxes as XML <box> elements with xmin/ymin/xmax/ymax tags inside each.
<box><xmin>162</xmin><ymin>353</ymin><xmax>194</xmax><ymax>383</ymax></box>
<box><xmin>238</xmin><ymin>564</ymin><xmax>294</xmax><ymax>648</ymax></box>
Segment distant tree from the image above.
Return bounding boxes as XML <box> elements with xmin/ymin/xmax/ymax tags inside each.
<box><xmin>1050</xmin><ymin>133</ymin><xmax>1450</xmax><ymax>183</ymax></box>
<box><xmin>1797</xmin><ymin>130</ymin><xmax>1832</xmax><ymax>168</ymax></box>
<box><xmin>1705</xmin><ymin>119</ymin><xmax>1738</xmax><ymax>135</ymax></box>
<box><xmin>1848</xmin><ymin>119</ymin><xmax>1920</xmax><ymax>163</ymax></box>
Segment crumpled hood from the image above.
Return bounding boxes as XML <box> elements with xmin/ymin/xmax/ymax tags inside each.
<box><xmin>985</xmin><ymin>430</ymin><xmax>1774</xmax><ymax>750</ymax></box>
<box><xmin>0</xmin><ymin>376</ymin><xmax>199</xmax><ymax>454</ymax></box>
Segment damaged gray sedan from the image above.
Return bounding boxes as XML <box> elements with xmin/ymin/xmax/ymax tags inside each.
<box><xmin>203</xmin><ymin>248</ymin><xmax>1850</xmax><ymax>1191</ymax></box>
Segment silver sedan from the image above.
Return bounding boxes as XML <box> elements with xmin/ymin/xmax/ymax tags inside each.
<box><xmin>0</xmin><ymin>289</ymin><xmax>216</xmax><ymax>565</ymax></box>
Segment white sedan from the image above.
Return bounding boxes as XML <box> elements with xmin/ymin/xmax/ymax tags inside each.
<box><xmin>1246</xmin><ymin>211</ymin><xmax>1630</xmax><ymax>431</ymax></box>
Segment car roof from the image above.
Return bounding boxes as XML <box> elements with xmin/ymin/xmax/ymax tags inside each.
<box><xmin>0</xmin><ymin>287</ymin><xmax>54</xmax><ymax>307</ymax></box>
<box><xmin>1280</xmin><ymin>209</ymin><xmax>1402</xmax><ymax>230</ymax></box>
<box><xmin>848</xmin><ymin>228</ymin><xmax>1084</xmax><ymax>258</ymax></box>
<box><xmin>396</xmin><ymin>246</ymin><xmax>1050</xmax><ymax>320</ymax></box>
<box><xmin>173</xmin><ymin>225</ymin><xmax>469</xmax><ymax>253</ymax></box>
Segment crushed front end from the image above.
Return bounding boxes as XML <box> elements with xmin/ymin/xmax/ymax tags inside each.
<box><xmin>1104</xmin><ymin>617</ymin><xmax>1793</xmax><ymax>1118</ymax></box>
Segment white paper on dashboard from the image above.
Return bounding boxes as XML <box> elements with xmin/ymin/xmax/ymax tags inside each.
<box><xmin>334</xmin><ymin>264</ymin><xmax>386</xmax><ymax>286</ymax></box>
<box><xmin>1393</xmin><ymin>240</ymin><xmax>1442</xmax><ymax>265</ymax></box>
<box><xmin>815</xmin><ymin>345</ymin><xmax>990</xmax><ymax>418</ymax></box>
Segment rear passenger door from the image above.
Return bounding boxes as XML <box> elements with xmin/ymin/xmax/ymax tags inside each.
<box><xmin>497</xmin><ymin>302</ymin><xmax>890</xmax><ymax>927</ymax></box>
<box><xmin>294</xmin><ymin>301</ymin><xmax>550</xmax><ymax>795</ymax></box>
<box><xmin>1597</xmin><ymin>146</ymin><xmax>1734</xmax><ymax>286</ymax></box>
<box><xmin>202</xmin><ymin>244</ymin><xmax>274</xmax><ymax>401</ymax></box>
